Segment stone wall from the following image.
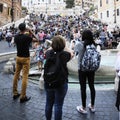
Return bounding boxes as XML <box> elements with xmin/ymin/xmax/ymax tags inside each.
<box><xmin>0</xmin><ymin>0</ymin><xmax>11</xmax><ymax>26</ymax></box>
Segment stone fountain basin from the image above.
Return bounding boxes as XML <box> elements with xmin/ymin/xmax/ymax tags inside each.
<box><xmin>21</xmin><ymin>49</ymin><xmax>119</xmax><ymax>83</ymax></box>
<box><xmin>67</xmin><ymin>49</ymin><xmax>118</xmax><ymax>78</ymax></box>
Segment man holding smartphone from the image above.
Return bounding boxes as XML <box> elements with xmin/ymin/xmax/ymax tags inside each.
<box><xmin>13</xmin><ymin>23</ymin><xmax>38</xmax><ymax>103</ymax></box>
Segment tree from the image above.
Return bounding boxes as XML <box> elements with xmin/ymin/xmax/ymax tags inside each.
<box><xmin>65</xmin><ymin>0</ymin><xmax>75</xmax><ymax>8</ymax></box>
<box><xmin>22</xmin><ymin>7</ymin><xmax>28</xmax><ymax>14</ymax></box>
<box><xmin>88</xmin><ymin>5</ymin><xmax>97</xmax><ymax>16</ymax></box>
<box><xmin>22</xmin><ymin>7</ymin><xmax>28</xmax><ymax>11</ymax></box>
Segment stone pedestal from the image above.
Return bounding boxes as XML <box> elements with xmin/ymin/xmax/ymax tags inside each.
<box><xmin>4</xmin><ymin>61</ymin><xmax>13</xmax><ymax>73</ymax></box>
<box><xmin>4</xmin><ymin>58</ymin><xmax>15</xmax><ymax>73</ymax></box>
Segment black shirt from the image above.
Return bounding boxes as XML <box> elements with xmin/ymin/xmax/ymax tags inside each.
<box><xmin>14</xmin><ymin>34</ymin><xmax>32</xmax><ymax>57</ymax></box>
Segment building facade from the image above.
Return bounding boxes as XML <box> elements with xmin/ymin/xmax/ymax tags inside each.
<box><xmin>75</xmin><ymin>0</ymin><xmax>96</xmax><ymax>9</ymax></box>
<box><xmin>97</xmin><ymin>0</ymin><xmax>120</xmax><ymax>26</ymax></box>
<box><xmin>0</xmin><ymin>0</ymin><xmax>22</xmax><ymax>26</ymax></box>
<box><xmin>22</xmin><ymin>0</ymin><xmax>66</xmax><ymax>15</ymax></box>
<box><xmin>22</xmin><ymin>0</ymin><xmax>97</xmax><ymax>15</ymax></box>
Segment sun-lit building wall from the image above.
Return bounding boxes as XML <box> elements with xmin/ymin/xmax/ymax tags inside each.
<box><xmin>22</xmin><ymin>0</ymin><xmax>66</xmax><ymax>14</ymax></box>
<box><xmin>0</xmin><ymin>0</ymin><xmax>22</xmax><ymax>26</ymax></box>
<box><xmin>97</xmin><ymin>0</ymin><xmax>120</xmax><ymax>25</ymax></box>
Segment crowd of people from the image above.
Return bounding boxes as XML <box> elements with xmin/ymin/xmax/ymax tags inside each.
<box><xmin>0</xmin><ymin>14</ymin><xmax>120</xmax><ymax>50</ymax></box>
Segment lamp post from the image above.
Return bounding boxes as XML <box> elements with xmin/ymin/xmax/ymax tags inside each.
<box><xmin>11</xmin><ymin>0</ymin><xmax>14</xmax><ymax>22</ymax></box>
<box><xmin>46</xmin><ymin>0</ymin><xmax>47</xmax><ymax>14</ymax></box>
<box><xmin>114</xmin><ymin>0</ymin><xmax>116</xmax><ymax>23</ymax></box>
<box><xmin>81</xmin><ymin>0</ymin><xmax>84</xmax><ymax>9</ymax></box>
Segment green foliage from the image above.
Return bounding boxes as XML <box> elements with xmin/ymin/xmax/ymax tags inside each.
<box><xmin>65</xmin><ymin>0</ymin><xmax>75</xmax><ymax>8</ymax></box>
<box><xmin>89</xmin><ymin>5</ymin><xmax>95</xmax><ymax>12</ymax></box>
<box><xmin>22</xmin><ymin>7</ymin><xmax>28</xmax><ymax>14</ymax></box>
<box><xmin>88</xmin><ymin>5</ymin><xmax>97</xmax><ymax>16</ymax></box>
<box><xmin>22</xmin><ymin>6</ymin><xmax>28</xmax><ymax>11</ymax></box>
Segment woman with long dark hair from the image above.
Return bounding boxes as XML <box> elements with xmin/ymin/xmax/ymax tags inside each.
<box><xmin>75</xmin><ymin>29</ymin><xmax>96</xmax><ymax>114</ymax></box>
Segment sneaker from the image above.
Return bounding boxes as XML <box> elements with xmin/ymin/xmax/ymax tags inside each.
<box><xmin>88</xmin><ymin>104</ymin><xmax>96</xmax><ymax>112</ymax></box>
<box><xmin>20</xmin><ymin>96</ymin><xmax>31</xmax><ymax>103</ymax></box>
<box><xmin>76</xmin><ymin>106</ymin><xmax>87</xmax><ymax>114</ymax></box>
<box><xmin>13</xmin><ymin>93</ymin><xmax>20</xmax><ymax>100</ymax></box>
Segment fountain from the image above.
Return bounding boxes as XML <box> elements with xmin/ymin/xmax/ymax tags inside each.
<box><xmin>67</xmin><ymin>49</ymin><xmax>119</xmax><ymax>83</ymax></box>
<box><xmin>3</xmin><ymin>45</ymin><xmax>120</xmax><ymax>90</ymax></box>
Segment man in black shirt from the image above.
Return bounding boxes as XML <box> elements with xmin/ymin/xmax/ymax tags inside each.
<box><xmin>13</xmin><ymin>23</ymin><xmax>38</xmax><ymax>103</ymax></box>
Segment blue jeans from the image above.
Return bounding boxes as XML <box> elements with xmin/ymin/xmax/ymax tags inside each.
<box><xmin>45</xmin><ymin>83</ymin><xmax>68</xmax><ymax>120</ymax></box>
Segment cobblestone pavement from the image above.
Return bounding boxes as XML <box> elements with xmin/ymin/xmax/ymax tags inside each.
<box><xmin>0</xmin><ymin>40</ymin><xmax>119</xmax><ymax>120</ymax></box>
<box><xmin>0</xmin><ymin>65</ymin><xmax>119</xmax><ymax>120</ymax></box>
<box><xmin>0</xmin><ymin>40</ymin><xmax>16</xmax><ymax>53</ymax></box>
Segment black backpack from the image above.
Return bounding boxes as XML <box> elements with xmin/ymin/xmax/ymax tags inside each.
<box><xmin>44</xmin><ymin>50</ymin><xmax>66</xmax><ymax>88</ymax></box>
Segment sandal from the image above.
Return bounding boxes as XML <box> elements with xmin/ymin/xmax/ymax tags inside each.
<box><xmin>76</xmin><ymin>106</ymin><xmax>87</xmax><ymax>114</ymax></box>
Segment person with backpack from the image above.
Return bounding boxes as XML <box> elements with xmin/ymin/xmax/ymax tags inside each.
<box><xmin>44</xmin><ymin>35</ymin><xmax>74</xmax><ymax>120</ymax></box>
<box><xmin>75</xmin><ymin>29</ymin><xmax>101</xmax><ymax>114</ymax></box>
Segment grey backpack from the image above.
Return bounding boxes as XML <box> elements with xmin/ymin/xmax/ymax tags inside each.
<box><xmin>81</xmin><ymin>44</ymin><xmax>101</xmax><ymax>71</ymax></box>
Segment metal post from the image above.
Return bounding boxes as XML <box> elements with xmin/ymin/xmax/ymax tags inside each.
<box><xmin>11</xmin><ymin>0</ymin><xmax>14</xmax><ymax>22</ymax></box>
<box><xmin>46</xmin><ymin>0</ymin><xmax>47</xmax><ymax>14</ymax></box>
<box><xmin>73</xmin><ymin>0</ymin><xmax>75</xmax><ymax>15</ymax></box>
<box><xmin>114</xmin><ymin>0</ymin><xmax>116</xmax><ymax>23</ymax></box>
<box><xmin>81</xmin><ymin>0</ymin><xmax>84</xmax><ymax>9</ymax></box>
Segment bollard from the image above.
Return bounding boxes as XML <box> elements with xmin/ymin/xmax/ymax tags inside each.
<box><xmin>4</xmin><ymin>61</ymin><xmax>13</xmax><ymax>73</ymax></box>
<box><xmin>39</xmin><ymin>70</ymin><xmax>44</xmax><ymax>90</ymax></box>
<box><xmin>9</xmin><ymin>57</ymin><xmax>16</xmax><ymax>72</ymax></box>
